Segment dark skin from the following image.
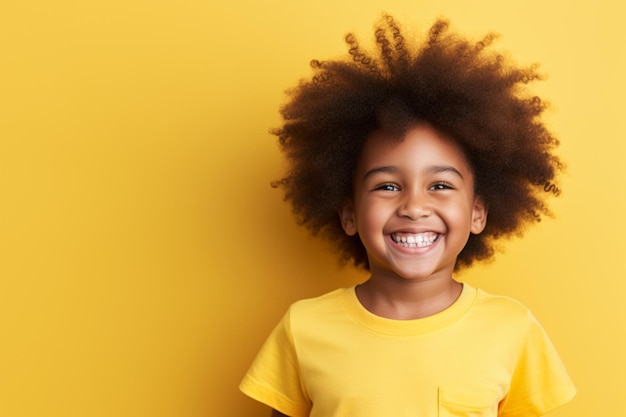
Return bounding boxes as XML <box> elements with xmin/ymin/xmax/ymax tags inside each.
<box><xmin>272</xmin><ymin>16</ymin><xmax>562</xmax><ymax>272</ymax></box>
<box><xmin>268</xmin><ymin>127</ymin><xmax>486</xmax><ymax>416</ymax></box>
<box><xmin>250</xmin><ymin>16</ymin><xmax>562</xmax><ymax>417</ymax></box>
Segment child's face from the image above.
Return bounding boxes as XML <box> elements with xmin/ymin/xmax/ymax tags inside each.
<box><xmin>340</xmin><ymin>124</ymin><xmax>487</xmax><ymax>282</ymax></box>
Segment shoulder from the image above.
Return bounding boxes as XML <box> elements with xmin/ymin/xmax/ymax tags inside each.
<box><xmin>472</xmin><ymin>287</ymin><xmax>534</xmax><ymax>317</ymax></box>
<box><xmin>287</xmin><ymin>287</ymin><xmax>349</xmax><ymax>320</ymax></box>
<box><xmin>464</xmin><ymin>286</ymin><xmax>564</xmax><ymax>367</ymax></box>
<box><xmin>279</xmin><ymin>287</ymin><xmax>354</xmax><ymax>341</ymax></box>
<box><xmin>466</xmin><ymin>286</ymin><xmax>540</xmax><ymax>335</ymax></box>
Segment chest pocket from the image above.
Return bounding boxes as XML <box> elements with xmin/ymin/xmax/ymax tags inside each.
<box><xmin>438</xmin><ymin>387</ymin><xmax>500</xmax><ymax>417</ymax></box>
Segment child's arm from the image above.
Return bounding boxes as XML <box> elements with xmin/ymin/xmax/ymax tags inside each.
<box><xmin>270</xmin><ymin>409</ymin><xmax>288</xmax><ymax>417</ymax></box>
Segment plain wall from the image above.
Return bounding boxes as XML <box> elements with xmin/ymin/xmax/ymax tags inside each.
<box><xmin>1</xmin><ymin>1</ymin><xmax>624</xmax><ymax>416</ymax></box>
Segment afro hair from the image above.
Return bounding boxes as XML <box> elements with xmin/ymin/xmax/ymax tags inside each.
<box><xmin>272</xmin><ymin>14</ymin><xmax>564</xmax><ymax>271</ymax></box>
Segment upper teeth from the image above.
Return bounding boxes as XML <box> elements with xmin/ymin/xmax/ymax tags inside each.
<box><xmin>392</xmin><ymin>233</ymin><xmax>437</xmax><ymax>248</ymax></box>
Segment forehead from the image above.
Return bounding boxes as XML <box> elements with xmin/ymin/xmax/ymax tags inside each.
<box><xmin>357</xmin><ymin>124</ymin><xmax>473</xmax><ymax>176</ymax></box>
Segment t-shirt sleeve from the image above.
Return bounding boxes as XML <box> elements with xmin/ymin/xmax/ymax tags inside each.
<box><xmin>498</xmin><ymin>311</ymin><xmax>576</xmax><ymax>417</ymax></box>
<box><xmin>239</xmin><ymin>307</ymin><xmax>311</xmax><ymax>417</ymax></box>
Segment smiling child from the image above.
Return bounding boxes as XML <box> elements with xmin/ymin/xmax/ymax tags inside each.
<box><xmin>240</xmin><ymin>15</ymin><xmax>576</xmax><ymax>417</ymax></box>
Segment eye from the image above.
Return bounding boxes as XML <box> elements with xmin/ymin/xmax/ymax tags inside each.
<box><xmin>429</xmin><ymin>182</ymin><xmax>453</xmax><ymax>191</ymax></box>
<box><xmin>375</xmin><ymin>183</ymin><xmax>400</xmax><ymax>192</ymax></box>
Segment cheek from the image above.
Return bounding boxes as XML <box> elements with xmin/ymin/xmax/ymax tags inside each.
<box><xmin>442</xmin><ymin>200</ymin><xmax>474</xmax><ymax>226</ymax></box>
<box><xmin>358</xmin><ymin>209</ymin><xmax>380</xmax><ymax>230</ymax></box>
<box><xmin>356</xmin><ymin>202</ymin><xmax>388</xmax><ymax>230</ymax></box>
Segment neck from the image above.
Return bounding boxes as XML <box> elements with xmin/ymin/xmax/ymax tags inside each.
<box><xmin>355</xmin><ymin>276</ymin><xmax>462</xmax><ymax>320</ymax></box>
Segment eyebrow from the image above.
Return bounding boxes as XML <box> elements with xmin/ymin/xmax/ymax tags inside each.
<box><xmin>362</xmin><ymin>165</ymin><xmax>465</xmax><ymax>181</ymax></box>
<box><xmin>427</xmin><ymin>165</ymin><xmax>465</xmax><ymax>179</ymax></box>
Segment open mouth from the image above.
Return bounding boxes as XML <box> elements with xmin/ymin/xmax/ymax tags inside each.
<box><xmin>391</xmin><ymin>232</ymin><xmax>438</xmax><ymax>248</ymax></box>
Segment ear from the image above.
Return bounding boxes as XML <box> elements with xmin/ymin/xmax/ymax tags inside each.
<box><xmin>339</xmin><ymin>201</ymin><xmax>358</xmax><ymax>236</ymax></box>
<box><xmin>470</xmin><ymin>196</ymin><xmax>488</xmax><ymax>235</ymax></box>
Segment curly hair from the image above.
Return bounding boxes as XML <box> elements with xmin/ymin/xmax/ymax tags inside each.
<box><xmin>272</xmin><ymin>14</ymin><xmax>564</xmax><ymax>271</ymax></box>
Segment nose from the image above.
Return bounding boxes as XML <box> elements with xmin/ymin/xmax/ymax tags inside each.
<box><xmin>396</xmin><ymin>188</ymin><xmax>432</xmax><ymax>220</ymax></box>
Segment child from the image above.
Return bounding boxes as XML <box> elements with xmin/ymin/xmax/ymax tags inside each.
<box><xmin>240</xmin><ymin>14</ymin><xmax>576</xmax><ymax>417</ymax></box>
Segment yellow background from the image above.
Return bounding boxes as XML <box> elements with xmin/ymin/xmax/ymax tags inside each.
<box><xmin>1</xmin><ymin>1</ymin><xmax>624</xmax><ymax>416</ymax></box>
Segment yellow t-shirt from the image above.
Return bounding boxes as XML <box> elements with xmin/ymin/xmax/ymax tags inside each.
<box><xmin>240</xmin><ymin>284</ymin><xmax>575</xmax><ymax>417</ymax></box>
